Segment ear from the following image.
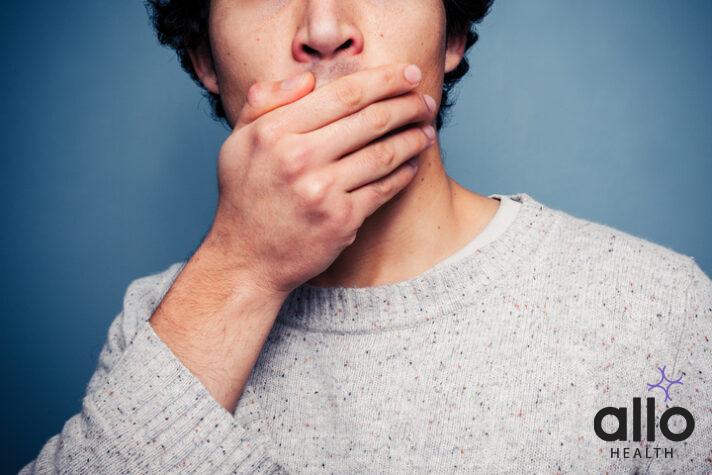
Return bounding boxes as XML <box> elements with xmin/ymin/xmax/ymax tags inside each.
<box><xmin>444</xmin><ymin>32</ymin><xmax>467</xmax><ymax>74</ymax></box>
<box><xmin>187</xmin><ymin>40</ymin><xmax>220</xmax><ymax>95</ymax></box>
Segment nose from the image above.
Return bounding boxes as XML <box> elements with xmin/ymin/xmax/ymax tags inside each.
<box><xmin>291</xmin><ymin>0</ymin><xmax>364</xmax><ymax>62</ymax></box>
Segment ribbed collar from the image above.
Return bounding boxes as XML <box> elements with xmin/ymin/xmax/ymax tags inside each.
<box><xmin>275</xmin><ymin>192</ymin><xmax>560</xmax><ymax>334</ymax></box>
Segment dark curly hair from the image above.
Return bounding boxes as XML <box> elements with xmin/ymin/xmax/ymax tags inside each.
<box><xmin>145</xmin><ymin>0</ymin><xmax>494</xmax><ymax>131</ymax></box>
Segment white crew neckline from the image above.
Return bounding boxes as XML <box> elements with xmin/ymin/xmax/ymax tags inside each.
<box><xmin>434</xmin><ymin>193</ymin><xmax>522</xmax><ymax>269</ymax></box>
<box><xmin>277</xmin><ymin>193</ymin><xmax>554</xmax><ymax>333</ymax></box>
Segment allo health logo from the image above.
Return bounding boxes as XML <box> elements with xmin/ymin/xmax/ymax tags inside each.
<box><xmin>593</xmin><ymin>363</ymin><xmax>695</xmax><ymax>459</ymax></box>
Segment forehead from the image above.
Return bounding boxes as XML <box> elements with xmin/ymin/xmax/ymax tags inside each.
<box><xmin>209</xmin><ymin>0</ymin><xmax>437</xmax><ymax>23</ymax></box>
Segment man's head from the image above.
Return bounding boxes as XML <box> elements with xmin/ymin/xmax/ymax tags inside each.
<box><xmin>146</xmin><ymin>0</ymin><xmax>494</xmax><ymax>131</ymax></box>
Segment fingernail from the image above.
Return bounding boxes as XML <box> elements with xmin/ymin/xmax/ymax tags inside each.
<box><xmin>281</xmin><ymin>72</ymin><xmax>306</xmax><ymax>90</ymax></box>
<box><xmin>421</xmin><ymin>124</ymin><xmax>436</xmax><ymax>141</ymax></box>
<box><xmin>404</xmin><ymin>64</ymin><xmax>422</xmax><ymax>84</ymax></box>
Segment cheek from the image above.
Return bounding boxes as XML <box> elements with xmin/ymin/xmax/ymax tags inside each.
<box><xmin>209</xmin><ymin>30</ymin><xmax>259</xmax><ymax>102</ymax></box>
<box><xmin>373</xmin><ymin>16</ymin><xmax>446</xmax><ymax>89</ymax></box>
<box><xmin>368</xmin><ymin>1</ymin><xmax>446</xmax><ymax>64</ymax></box>
<box><xmin>209</xmin><ymin>11</ymin><xmax>293</xmax><ymax>93</ymax></box>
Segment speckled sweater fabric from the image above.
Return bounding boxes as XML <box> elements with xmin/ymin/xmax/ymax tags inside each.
<box><xmin>21</xmin><ymin>192</ymin><xmax>712</xmax><ymax>474</ymax></box>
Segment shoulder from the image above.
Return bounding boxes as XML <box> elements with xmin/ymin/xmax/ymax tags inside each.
<box><xmin>538</xmin><ymin>200</ymin><xmax>704</xmax><ymax>308</ymax></box>
<box><xmin>540</xmin><ymin>198</ymin><xmax>712</xmax><ymax>338</ymax></box>
<box><xmin>683</xmin><ymin>257</ymin><xmax>712</xmax><ymax>323</ymax></box>
<box><xmin>516</xmin><ymin>193</ymin><xmax>712</xmax><ymax>327</ymax></box>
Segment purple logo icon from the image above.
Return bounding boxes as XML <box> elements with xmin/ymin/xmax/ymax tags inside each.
<box><xmin>593</xmin><ymin>364</ymin><xmax>695</xmax><ymax>444</ymax></box>
<box><xmin>646</xmin><ymin>365</ymin><xmax>683</xmax><ymax>402</ymax></box>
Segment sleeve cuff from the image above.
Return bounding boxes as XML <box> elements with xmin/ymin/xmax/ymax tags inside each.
<box><xmin>85</xmin><ymin>319</ymin><xmax>286</xmax><ymax>473</ymax></box>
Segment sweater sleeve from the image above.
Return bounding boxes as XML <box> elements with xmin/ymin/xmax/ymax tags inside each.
<box><xmin>19</xmin><ymin>263</ymin><xmax>288</xmax><ymax>474</ymax></box>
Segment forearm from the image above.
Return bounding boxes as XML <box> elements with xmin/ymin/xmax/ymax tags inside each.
<box><xmin>149</xmin><ymin>231</ymin><xmax>289</xmax><ymax>413</ymax></box>
<box><xmin>20</xmin><ymin>254</ymin><xmax>290</xmax><ymax>474</ymax></box>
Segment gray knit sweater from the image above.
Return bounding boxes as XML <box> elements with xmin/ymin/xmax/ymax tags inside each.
<box><xmin>20</xmin><ymin>192</ymin><xmax>712</xmax><ymax>474</ymax></box>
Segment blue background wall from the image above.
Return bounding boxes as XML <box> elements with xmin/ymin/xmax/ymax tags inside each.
<box><xmin>2</xmin><ymin>1</ymin><xmax>710</xmax><ymax>471</ymax></box>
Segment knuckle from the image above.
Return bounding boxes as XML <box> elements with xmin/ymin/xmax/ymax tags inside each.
<box><xmin>219</xmin><ymin>132</ymin><xmax>238</xmax><ymax>157</ymax></box>
<box><xmin>346</xmin><ymin>230</ymin><xmax>358</xmax><ymax>246</ymax></box>
<box><xmin>371</xmin><ymin>178</ymin><xmax>393</xmax><ymax>198</ymax></box>
<box><xmin>336</xmin><ymin>82</ymin><xmax>364</xmax><ymax>109</ymax></box>
<box><xmin>413</xmin><ymin>127</ymin><xmax>430</xmax><ymax>149</ymax></box>
<box><xmin>279</xmin><ymin>141</ymin><xmax>311</xmax><ymax>178</ymax></box>
<box><xmin>340</xmin><ymin>226</ymin><xmax>358</xmax><ymax>247</ymax></box>
<box><xmin>363</xmin><ymin>106</ymin><xmax>391</xmax><ymax>133</ymax></box>
<box><xmin>246</xmin><ymin>82</ymin><xmax>263</xmax><ymax>107</ymax></box>
<box><xmin>381</xmin><ymin>68</ymin><xmax>397</xmax><ymax>87</ymax></box>
<box><xmin>295</xmin><ymin>175</ymin><xmax>332</xmax><ymax>206</ymax></box>
<box><xmin>253</xmin><ymin>120</ymin><xmax>280</xmax><ymax>146</ymax></box>
<box><xmin>370</xmin><ymin>141</ymin><xmax>396</xmax><ymax>168</ymax></box>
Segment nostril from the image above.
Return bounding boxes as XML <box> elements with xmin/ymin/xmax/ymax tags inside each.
<box><xmin>302</xmin><ymin>44</ymin><xmax>319</xmax><ymax>56</ymax></box>
<box><xmin>302</xmin><ymin>38</ymin><xmax>353</xmax><ymax>59</ymax></box>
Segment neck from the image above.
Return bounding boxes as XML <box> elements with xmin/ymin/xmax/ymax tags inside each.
<box><xmin>307</xmin><ymin>139</ymin><xmax>500</xmax><ymax>288</ymax></box>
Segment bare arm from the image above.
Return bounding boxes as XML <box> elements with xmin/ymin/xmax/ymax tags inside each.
<box><xmin>149</xmin><ymin>232</ymin><xmax>289</xmax><ymax>413</ymax></box>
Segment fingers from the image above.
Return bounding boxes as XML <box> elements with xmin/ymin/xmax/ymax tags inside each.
<box><xmin>298</xmin><ymin>90</ymin><xmax>437</xmax><ymax>165</ymax></box>
<box><xmin>334</xmin><ymin>124</ymin><xmax>435</xmax><ymax>192</ymax></box>
<box><xmin>234</xmin><ymin>71</ymin><xmax>315</xmax><ymax>130</ymax></box>
<box><xmin>348</xmin><ymin>155</ymin><xmax>421</xmax><ymax>223</ymax></box>
<box><xmin>266</xmin><ymin>63</ymin><xmax>424</xmax><ymax>135</ymax></box>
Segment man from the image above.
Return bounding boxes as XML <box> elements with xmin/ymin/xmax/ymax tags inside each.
<box><xmin>22</xmin><ymin>0</ymin><xmax>711</xmax><ymax>473</ymax></box>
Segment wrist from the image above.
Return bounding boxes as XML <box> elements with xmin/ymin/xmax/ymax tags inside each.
<box><xmin>196</xmin><ymin>227</ymin><xmax>290</xmax><ymax>309</ymax></box>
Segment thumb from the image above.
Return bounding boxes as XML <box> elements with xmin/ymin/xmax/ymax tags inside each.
<box><xmin>236</xmin><ymin>71</ymin><xmax>314</xmax><ymax>128</ymax></box>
